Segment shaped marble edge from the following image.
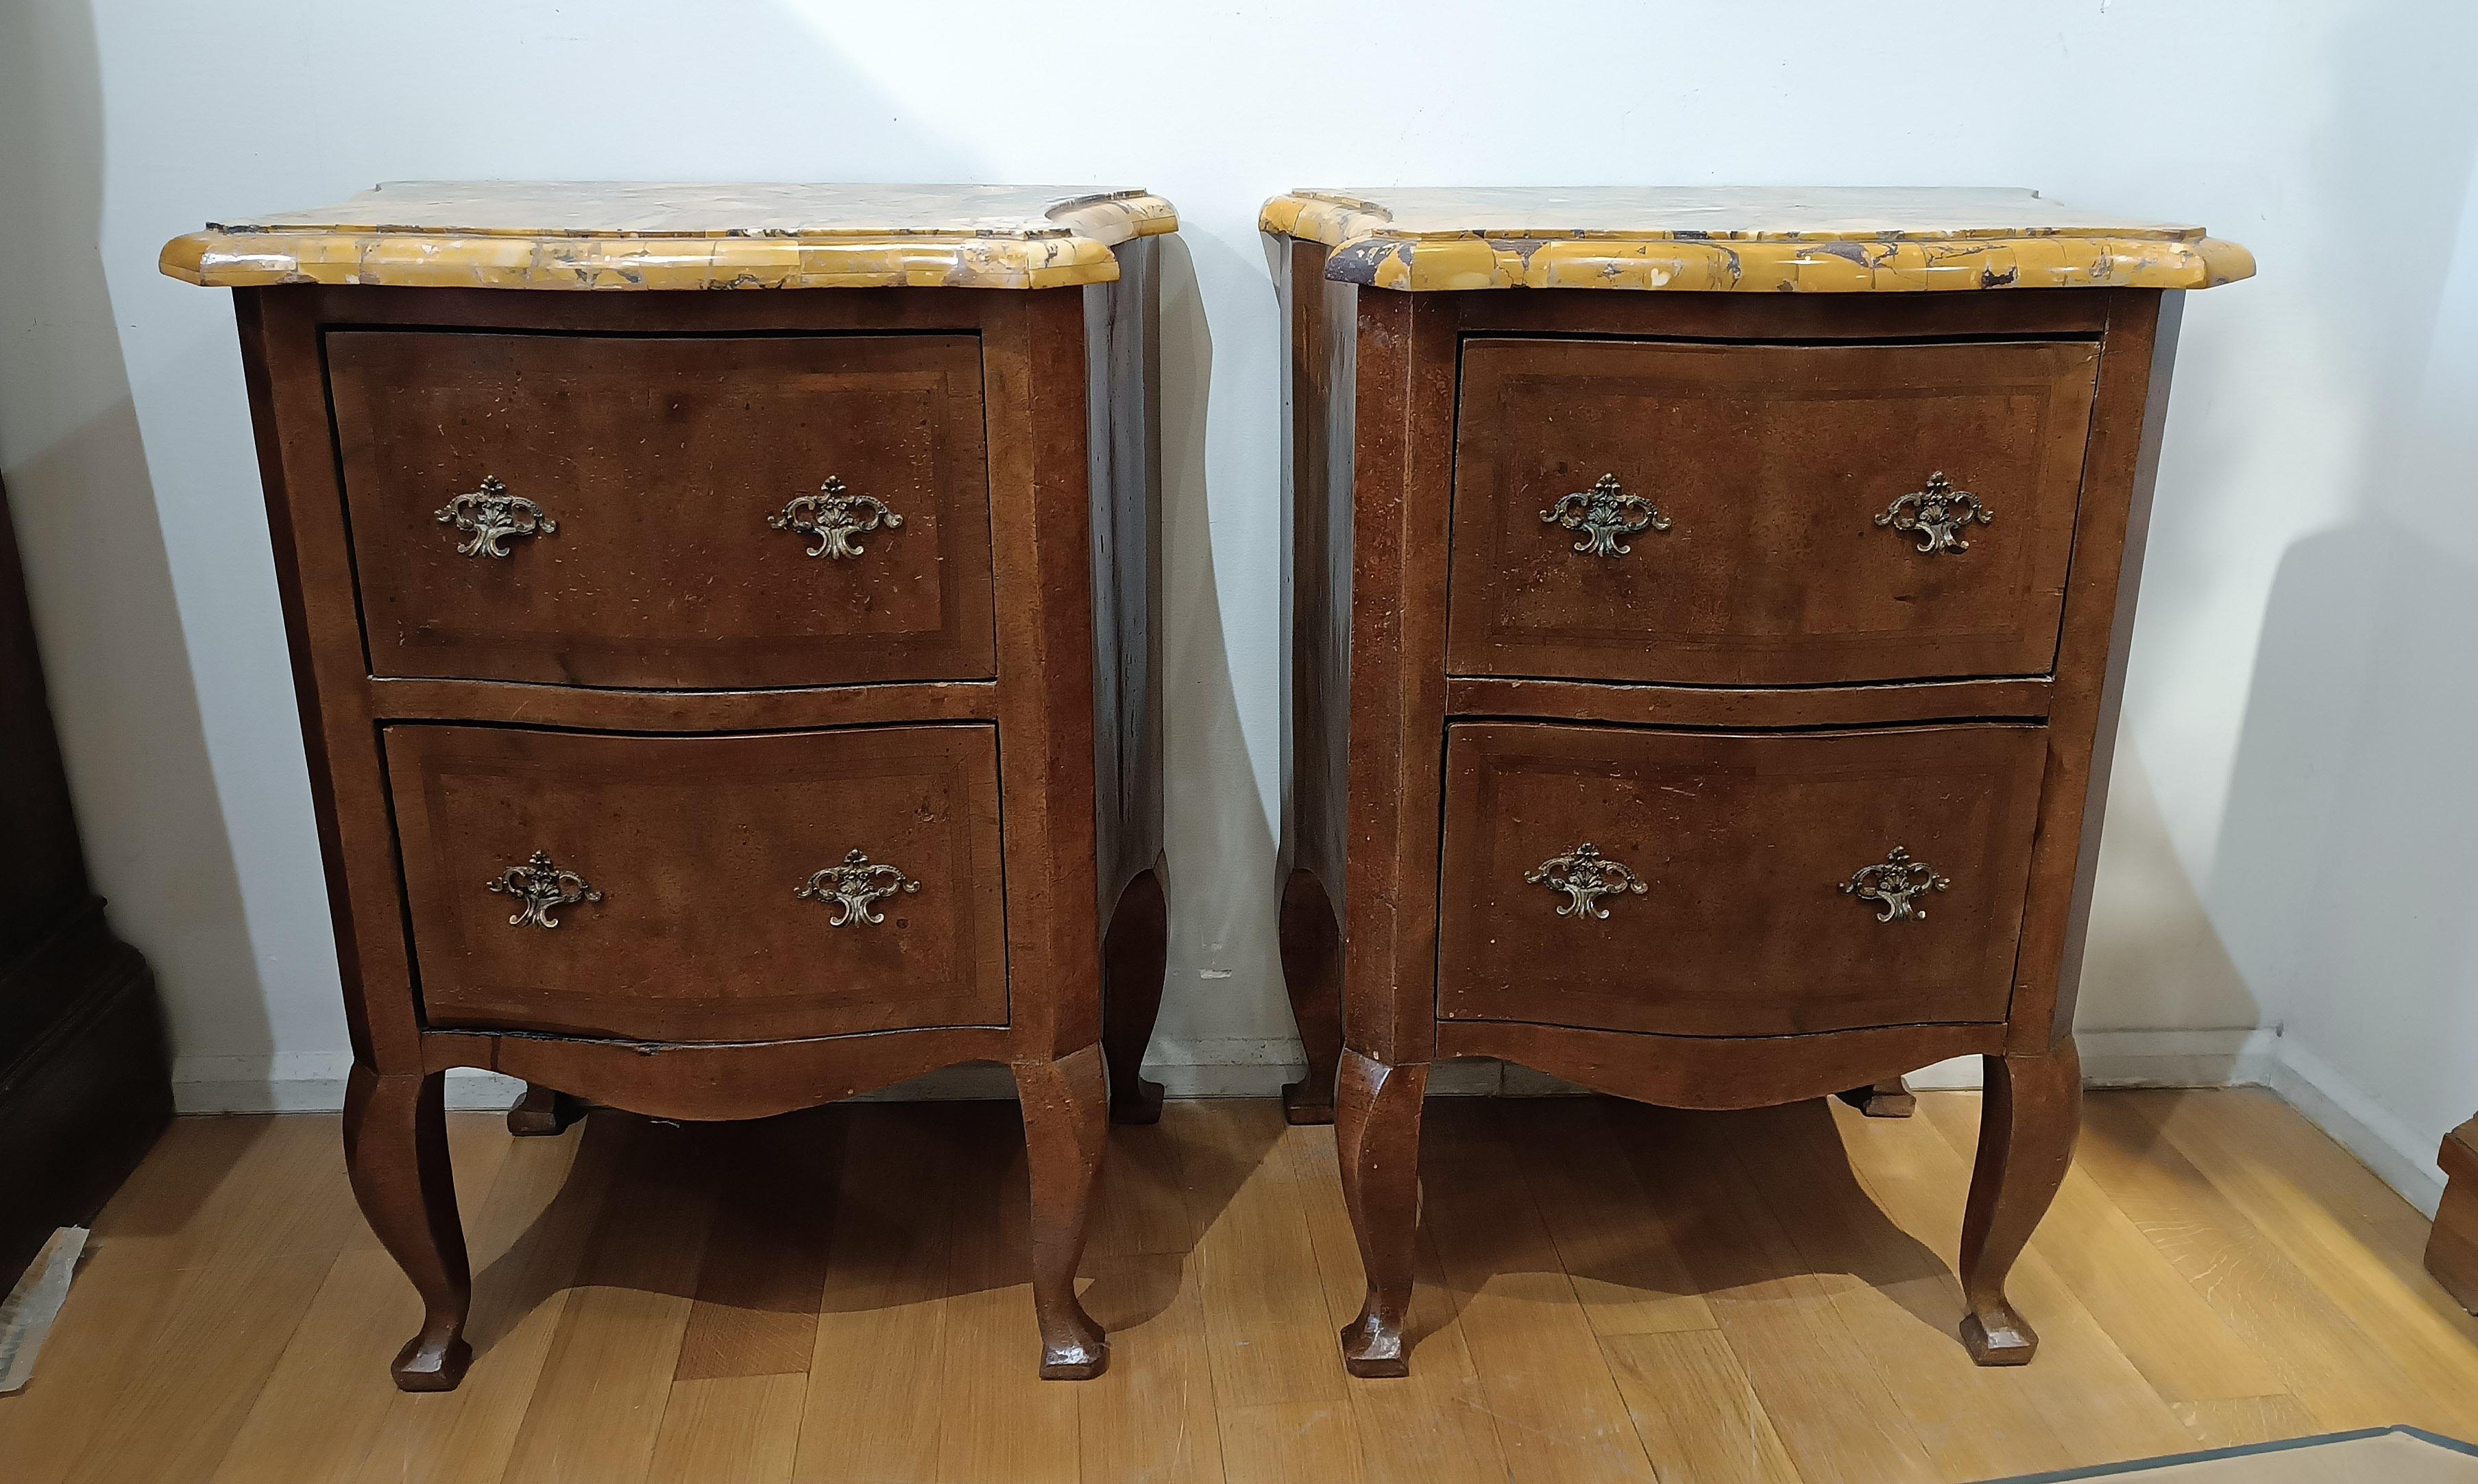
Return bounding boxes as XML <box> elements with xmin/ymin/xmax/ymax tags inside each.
<box><xmin>1259</xmin><ymin>189</ymin><xmax>2253</xmax><ymax>293</ymax></box>
<box><xmin>161</xmin><ymin>184</ymin><xmax>1178</xmax><ymax>291</ymax></box>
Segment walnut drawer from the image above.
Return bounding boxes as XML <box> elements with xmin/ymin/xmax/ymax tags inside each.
<box><xmin>1446</xmin><ymin>337</ymin><xmax>2101</xmax><ymax>686</ymax></box>
<box><xmin>329</xmin><ymin>331</ymin><xmax>995</xmax><ymax>690</ymax></box>
<box><xmin>1435</xmin><ymin>720</ymin><xmax>2046</xmax><ymax>1037</ymax></box>
<box><xmin>386</xmin><ymin>723</ymin><xmax>1008</xmax><ymax>1043</ymax></box>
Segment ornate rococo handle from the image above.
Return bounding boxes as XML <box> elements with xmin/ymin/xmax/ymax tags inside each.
<box><xmin>1525</xmin><ymin>842</ymin><xmax>1647</xmax><ymax>923</ymax></box>
<box><xmin>437</xmin><ymin>476</ymin><xmax>556</xmax><ymax>557</ymax></box>
<box><xmin>1875</xmin><ymin>472</ymin><xmax>1992</xmax><ymax>555</ymax></box>
<box><xmin>1838</xmin><ymin>845</ymin><xmax>1949</xmax><ymax>923</ymax></box>
<box><xmin>770</xmin><ymin>476</ymin><xmax>905</xmax><ymax>560</ymax></box>
<box><xmin>486</xmin><ymin>850</ymin><xmax>602</xmax><ymax>929</ymax></box>
<box><xmin>1542</xmin><ymin>473</ymin><xmax>1672</xmax><ymax>557</ymax></box>
<box><xmin>795</xmin><ymin>849</ymin><xmax>921</xmax><ymax>926</ymax></box>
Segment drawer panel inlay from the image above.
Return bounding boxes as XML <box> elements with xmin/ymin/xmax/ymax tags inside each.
<box><xmin>387</xmin><ymin>723</ymin><xmax>1008</xmax><ymax>1043</ymax></box>
<box><xmin>1436</xmin><ymin>720</ymin><xmax>2048</xmax><ymax>1037</ymax></box>
<box><xmin>330</xmin><ymin>331</ymin><xmax>995</xmax><ymax>690</ymax></box>
<box><xmin>1447</xmin><ymin>337</ymin><xmax>2100</xmax><ymax>686</ymax></box>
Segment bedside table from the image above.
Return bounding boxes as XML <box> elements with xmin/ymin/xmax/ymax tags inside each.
<box><xmin>164</xmin><ymin>182</ymin><xmax>1174</xmax><ymax>1389</ymax></box>
<box><xmin>1262</xmin><ymin>186</ymin><xmax>2250</xmax><ymax>1376</ymax></box>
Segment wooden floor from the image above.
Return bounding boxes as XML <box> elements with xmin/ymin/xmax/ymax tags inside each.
<box><xmin>6</xmin><ymin>1088</ymin><xmax>2478</xmax><ymax>1483</ymax></box>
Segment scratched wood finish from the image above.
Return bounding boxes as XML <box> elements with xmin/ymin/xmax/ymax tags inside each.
<box><xmin>1448</xmin><ymin>337</ymin><xmax>2100</xmax><ymax>687</ymax></box>
<box><xmin>1267</xmin><ymin>239</ymin><xmax>2187</xmax><ymax>1380</ymax></box>
<box><xmin>16</xmin><ymin>1089</ymin><xmax>2478</xmax><ymax>1484</ymax></box>
<box><xmin>215</xmin><ymin>238</ymin><xmax>1167</xmax><ymax>1390</ymax></box>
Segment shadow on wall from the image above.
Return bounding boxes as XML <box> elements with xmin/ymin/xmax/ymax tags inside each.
<box><xmin>9</xmin><ymin>0</ymin><xmax>1042</xmax><ymax>1108</ymax></box>
<box><xmin>2200</xmin><ymin>0</ymin><xmax>2478</xmax><ymax>1188</ymax></box>
<box><xmin>2216</xmin><ymin>520</ymin><xmax>2478</xmax><ymax>1168</ymax></box>
<box><xmin>2078</xmin><ymin>727</ymin><xmax>2259</xmax><ymax>1045</ymax></box>
<box><xmin>0</xmin><ymin>0</ymin><xmax>265</xmax><ymax>1110</ymax></box>
<box><xmin>1154</xmin><ymin>234</ymin><xmax>1293</xmax><ymax>1089</ymax></box>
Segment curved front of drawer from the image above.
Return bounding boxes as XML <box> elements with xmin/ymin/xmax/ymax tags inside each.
<box><xmin>385</xmin><ymin>723</ymin><xmax>1008</xmax><ymax>1042</ymax></box>
<box><xmin>1436</xmin><ymin>721</ymin><xmax>2046</xmax><ymax>1037</ymax></box>
<box><xmin>1448</xmin><ymin>337</ymin><xmax>2099</xmax><ymax>685</ymax></box>
<box><xmin>330</xmin><ymin>331</ymin><xmax>995</xmax><ymax>690</ymax></box>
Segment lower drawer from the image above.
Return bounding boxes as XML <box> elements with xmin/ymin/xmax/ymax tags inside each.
<box><xmin>386</xmin><ymin>723</ymin><xmax>1008</xmax><ymax>1042</ymax></box>
<box><xmin>1436</xmin><ymin>720</ymin><xmax>2045</xmax><ymax>1036</ymax></box>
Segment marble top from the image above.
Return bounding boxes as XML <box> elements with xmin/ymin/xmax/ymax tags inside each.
<box><xmin>162</xmin><ymin>182</ymin><xmax>1177</xmax><ymax>291</ymax></box>
<box><xmin>1261</xmin><ymin>186</ymin><xmax>2251</xmax><ymax>293</ymax></box>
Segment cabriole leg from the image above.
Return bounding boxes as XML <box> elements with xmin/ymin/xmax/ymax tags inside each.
<box><xmin>1277</xmin><ymin>868</ymin><xmax>1343</xmax><ymax>1125</ymax></box>
<box><xmin>505</xmin><ymin>1081</ymin><xmax>585</xmax><ymax>1136</ymax></box>
<box><xmin>1102</xmin><ymin>867</ymin><xmax>1168</xmax><ymax>1125</ymax></box>
<box><xmin>1960</xmin><ymin>1039</ymin><xmax>2082</xmax><ymax>1365</ymax></box>
<box><xmin>1839</xmin><ymin>1077</ymin><xmax>1917</xmax><ymax>1118</ymax></box>
<box><xmin>1335</xmin><ymin>1048</ymin><xmax>1428</xmax><ymax>1377</ymax></box>
<box><xmin>343</xmin><ymin>1065</ymin><xmax>472</xmax><ymax>1391</ymax></box>
<box><xmin>1015</xmin><ymin>1043</ymin><xmax>1109</xmax><ymax>1379</ymax></box>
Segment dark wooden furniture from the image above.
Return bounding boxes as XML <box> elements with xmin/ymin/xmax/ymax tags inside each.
<box><xmin>1263</xmin><ymin>186</ymin><xmax>2252</xmax><ymax>1375</ymax></box>
<box><xmin>2431</xmin><ymin>1118</ymin><xmax>2478</xmax><ymax>1314</ymax></box>
<box><xmin>163</xmin><ymin>183</ymin><xmax>1173</xmax><ymax>1389</ymax></box>
<box><xmin>0</xmin><ymin>477</ymin><xmax>172</xmax><ymax>1290</ymax></box>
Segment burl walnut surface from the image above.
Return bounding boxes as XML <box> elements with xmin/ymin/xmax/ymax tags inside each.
<box><xmin>1270</xmin><ymin>187</ymin><xmax>2245</xmax><ymax>1380</ymax></box>
<box><xmin>178</xmin><ymin>186</ymin><xmax>1172</xmax><ymax>1390</ymax></box>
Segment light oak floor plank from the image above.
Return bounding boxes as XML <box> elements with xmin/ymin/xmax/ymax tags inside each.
<box><xmin>1181</xmin><ymin>1102</ymin><xmax>1352</xmax><ymax>1413</ymax></box>
<box><xmin>1289</xmin><ymin>1112</ymin><xmax>1508</xmax><ymax>1484</ymax></box>
<box><xmin>1215</xmin><ymin>1399</ymin><xmax>1363</xmax><ymax>1484</ymax></box>
<box><xmin>12</xmin><ymin>1091</ymin><xmax>2473</xmax><ymax>1484</ymax></box>
<box><xmin>645</xmin><ymin>1373</ymin><xmax>805</xmax><ymax>1484</ymax></box>
<box><xmin>1616</xmin><ymin>1102</ymin><xmax>1942</xmax><ymax>1484</ymax></box>
<box><xmin>1078</xmin><ymin>1252</ymin><xmax>1228</xmax><ymax>1484</ymax></box>
<box><xmin>1505</xmin><ymin>1098</ymin><xmax>1718</xmax><ymax>1339</ymax></box>
<box><xmin>2126</xmin><ymin>1089</ymin><xmax>2478</xmax><ymax>1431</ymax></box>
<box><xmin>1602</xmin><ymin>1328</ymin><xmax>1802</xmax><ymax>1484</ymax></box>
<box><xmin>494</xmin><ymin>1117</ymin><xmax>718</xmax><ymax>1484</ymax></box>
<box><xmin>0</xmin><ymin>1117</ymin><xmax>288</xmax><ymax>1484</ymax></box>
<box><xmin>1917</xmin><ymin>1089</ymin><xmax>2291</xmax><ymax>1411</ymax></box>
<box><xmin>1830</xmin><ymin>1096</ymin><xmax>2199</xmax><ymax>1471</ymax></box>
<box><xmin>672</xmin><ymin>1112</ymin><xmax>833</xmax><ymax>1383</ymax></box>
<box><xmin>1421</xmin><ymin>1100</ymin><xmax>1655</xmax><ymax>1483</ymax></box>
<box><xmin>212</xmin><ymin>1115</ymin><xmax>516</xmax><ymax>1484</ymax></box>
<box><xmin>1732</xmin><ymin>1100</ymin><xmax>2078</xmax><ymax>1482</ymax></box>
<box><xmin>2074</xmin><ymin>1095</ymin><xmax>2463</xmax><ymax>1434</ymax></box>
<box><xmin>789</xmin><ymin>1105</ymin><xmax>962</xmax><ymax>1484</ymax></box>
<box><xmin>933</xmin><ymin>1112</ymin><xmax>1079</xmax><ymax>1484</ymax></box>
<box><xmin>349</xmin><ymin>1113</ymin><xmax>622</xmax><ymax>1484</ymax></box>
<box><xmin>2172</xmin><ymin>1394</ymin><xmax>2327</xmax><ymax>1450</ymax></box>
<box><xmin>53</xmin><ymin>1116</ymin><xmax>365</xmax><ymax>1484</ymax></box>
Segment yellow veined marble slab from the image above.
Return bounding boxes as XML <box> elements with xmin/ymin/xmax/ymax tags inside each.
<box><xmin>162</xmin><ymin>182</ymin><xmax>1178</xmax><ymax>291</ymax></box>
<box><xmin>1260</xmin><ymin>186</ymin><xmax>2251</xmax><ymax>293</ymax></box>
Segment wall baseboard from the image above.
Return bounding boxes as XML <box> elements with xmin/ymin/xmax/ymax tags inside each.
<box><xmin>2267</xmin><ymin>1038</ymin><xmax>2447</xmax><ymax>1216</ymax></box>
<box><xmin>172</xmin><ymin>1025</ymin><xmax>2449</xmax><ymax>1215</ymax></box>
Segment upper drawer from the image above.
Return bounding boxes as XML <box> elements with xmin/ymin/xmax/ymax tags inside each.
<box><xmin>328</xmin><ymin>332</ymin><xmax>996</xmax><ymax>690</ymax></box>
<box><xmin>1446</xmin><ymin>337</ymin><xmax>2100</xmax><ymax>686</ymax></box>
<box><xmin>387</xmin><ymin>722</ymin><xmax>1009</xmax><ymax>1043</ymax></box>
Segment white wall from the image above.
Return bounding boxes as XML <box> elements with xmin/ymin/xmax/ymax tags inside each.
<box><xmin>3</xmin><ymin>0</ymin><xmax>2475</xmax><ymax>1202</ymax></box>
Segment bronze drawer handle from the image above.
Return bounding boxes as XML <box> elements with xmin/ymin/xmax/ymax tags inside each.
<box><xmin>1875</xmin><ymin>472</ymin><xmax>1992</xmax><ymax>555</ymax></box>
<box><xmin>1838</xmin><ymin>846</ymin><xmax>1949</xmax><ymax>922</ymax></box>
<box><xmin>1542</xmin><ymin>474</ymin><xmax>1671</xmax><ymax>557</ymax></box>
<box><xmin>795</xmin><ymin>849</ymin><xmax>920</xmax><ymax>926</ymax></box>
<box><xmin>486</xmin><ymin>850</ymin><xmax>602</xmax><ymax>929</ymax></box>
<box><xmin>1525</xmin><ymin>842</ymin><xmax>1646</xmax><ymax>923</ymax></box>
<box><xmin>436</xmin><ymin>476</ymin><xmax>557</xmax><ymax>558</ymax></box>
<box><xmin>770</xmin><ymin>476</ymin><xmax>905</xmax><ymax>560</ymax></box>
